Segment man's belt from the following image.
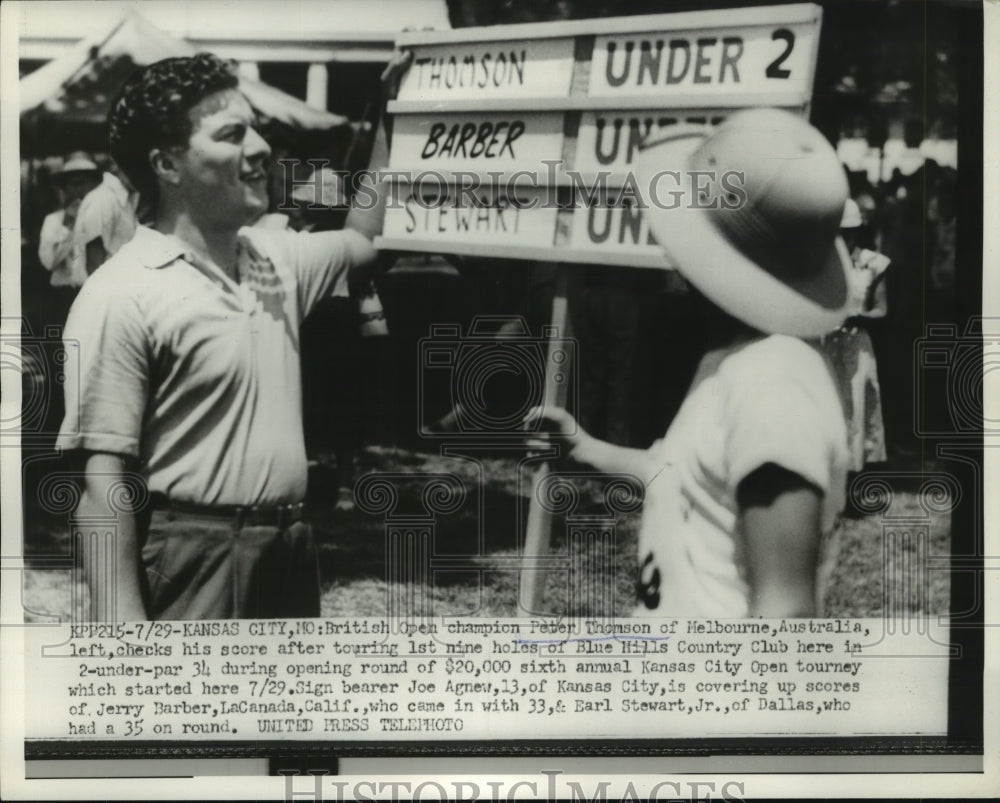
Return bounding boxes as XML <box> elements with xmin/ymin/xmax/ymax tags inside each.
<box><xmin>150</xmin><ymin>494</ymin><xmax>306</xmax><ymax>528</ymax></box>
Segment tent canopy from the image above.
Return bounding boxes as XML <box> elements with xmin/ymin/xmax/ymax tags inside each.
<box><xmin>20</xmin><ymin>9</ymin><xmax>351</xmax><ymax>155</ymax></box>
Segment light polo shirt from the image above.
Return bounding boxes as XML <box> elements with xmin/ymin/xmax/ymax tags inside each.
<box><xmin>635</xmin><ymin>335</ymin><xmax>848</xmax><ymax>618</ymax></box>
<box><xmin>57</xmin><ymin>224</ymin><xmax>358</xmax><ymax>505</ymax></box>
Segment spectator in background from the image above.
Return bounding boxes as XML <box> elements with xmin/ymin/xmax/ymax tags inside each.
<box><xmin>817</xmin><ymin>199</ymin><xmax>889</xmax><ymax>478</ymax></box>
<box><xmin>847</xmin><ymin>178</ymin><xmax>880</xmax><ymax>252</ymax></box>
<box><xmin>38</xmin><ymin>152</ymin><xmax>101</xmax><ymax>321</ymax></box>
<box><xmin>73</xmin><ymin>158</ymin><xmax>138</xmax><ymax>276</ymax></box>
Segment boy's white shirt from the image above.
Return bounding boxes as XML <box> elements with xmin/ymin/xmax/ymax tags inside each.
<box><xmin>635</xmin><ymin>334</ymin><xmax>849</xmax><ymax>618</ymax></box>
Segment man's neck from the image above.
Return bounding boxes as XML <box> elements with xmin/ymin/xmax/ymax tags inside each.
<box><xmin>156</xmin><ymin>210</ymin><xmax>241</xmax><ymax>281</ymax></box>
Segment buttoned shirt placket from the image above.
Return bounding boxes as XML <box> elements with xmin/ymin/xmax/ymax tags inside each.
<box><xmin>171</xmin><ymin>242</ymin><xmax>264</xmax><ymax>610</ymax></box>
<box><xmin>180</xmin><ymin>242</ymin><xmax>262</xmax><ymax>336</ymax></box>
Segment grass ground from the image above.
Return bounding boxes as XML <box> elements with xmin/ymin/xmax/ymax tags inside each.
<box><xmin>20</xmin><ymin>445</ymin><xmax>950</xmax><ymax>622</ymax></box>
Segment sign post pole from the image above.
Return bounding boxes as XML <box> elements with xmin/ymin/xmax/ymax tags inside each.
<box><xmin>519</xmin><ymin>265</ymin><xmax>571</xmax><ymax>613</ymax></box>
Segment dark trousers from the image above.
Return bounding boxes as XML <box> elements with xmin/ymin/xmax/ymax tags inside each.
<box><xmin>141</xmin><ymin>510</ymin><xmax>320</xmax><ymax>620</ymax></box>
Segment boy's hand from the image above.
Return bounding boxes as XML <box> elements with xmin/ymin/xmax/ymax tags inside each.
<box><xmin>523</xmin><ymin>406</ymin><xmax>592</xmax><ymax>464</ymax></box>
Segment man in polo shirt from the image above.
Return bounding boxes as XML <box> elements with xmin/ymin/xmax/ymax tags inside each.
<box><xmin>57</xmin><ymin>52</ymin><xmax>408</xmax><ymax>620</ymax></box>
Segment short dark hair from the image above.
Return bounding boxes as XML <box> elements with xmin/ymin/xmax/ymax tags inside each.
<box><xmin>108</xmin><ymin>53</ymin><xmax>240</xmax><ymax>212</ymax></box>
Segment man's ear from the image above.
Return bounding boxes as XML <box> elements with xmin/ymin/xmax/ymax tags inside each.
<box><xmin>149</xmin><ymin>148</ymin><xmax>181</xmax><ymax>186</ymax></box>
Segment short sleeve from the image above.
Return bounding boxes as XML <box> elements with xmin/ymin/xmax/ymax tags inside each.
<box><xmin>723</xmin><ymin>343</ymin><xmax>844</xmax><ymax>497</ymax></box>
<box><xmin>56</xmin><ymin>280</ymin><xmax>150</xmax><ymax>458</ymax></box>
<box><xmin>293</xmin><ymin>230</ymin><xmax>354</xmax><ymax>316</ymax></box>
<box><xmin>243</xmin><ymin>229</ymin><xmax>361</xmax><ymax>321</ymax></box>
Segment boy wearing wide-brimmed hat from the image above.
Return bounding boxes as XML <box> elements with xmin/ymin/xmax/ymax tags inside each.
<box><xmin>531</xmin><ymin>109</ymin><xmax>850</xmax><ymax>618</ymax></box>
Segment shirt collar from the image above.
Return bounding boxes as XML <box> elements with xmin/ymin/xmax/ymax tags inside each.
<box><xmin>131</xmin><ymin>226</ymin><xmax>187</xmax><ymax>269</ymax></box>
<box><xmin>130</xmin><ymin>225</ymin><xmax>267</xmax><ymax>275</ymax></box>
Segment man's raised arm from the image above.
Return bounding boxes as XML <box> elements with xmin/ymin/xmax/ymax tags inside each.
<box><xmin>340</xmin><ymin>50</ymin><xmax>413</xmax><ymax>261</ymax></box>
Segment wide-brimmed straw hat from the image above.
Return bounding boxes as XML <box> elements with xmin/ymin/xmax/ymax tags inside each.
<box><xmin>635</xmin><ymin>108</ymin><xmax>852</xmax><ymax>337</ymax></box>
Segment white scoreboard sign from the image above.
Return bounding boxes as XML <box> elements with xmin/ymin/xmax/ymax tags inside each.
<box><xmin>398</xmin><ymin>38</ymin><xmax>577</xmax><ymax>101</ymax></box>
<box><xmin>376</xmin><ymin>4</ymin><xmax>822</xmax><ymax>267</ymax></box>
<box><xmin>391</xmin><ymin>112</ymin><xmax>565</xmax><ymax>173</ymax></box>
<box><xmin>588</xmin><ymin>22</ymin><xmax>818</xmax><ymax>99</ymax></box>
